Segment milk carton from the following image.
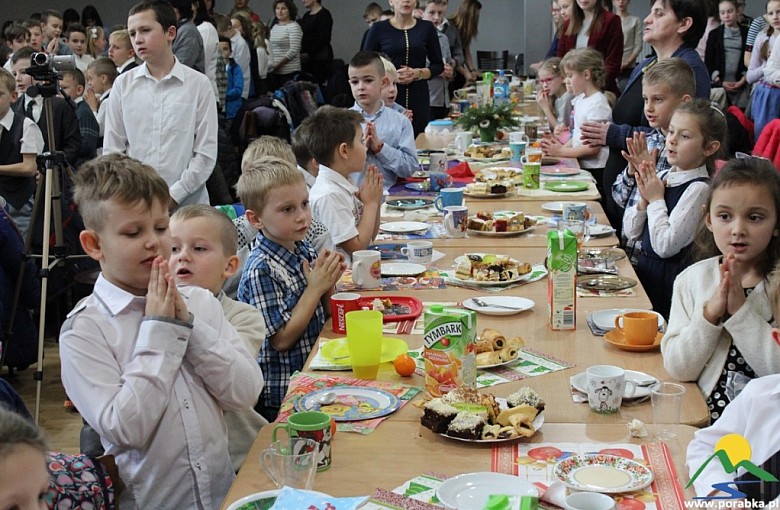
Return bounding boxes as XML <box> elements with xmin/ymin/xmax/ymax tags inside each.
<box><xmin>547</xmin><ymin>229</ymin><xmax>577</xmax><ymax>330</ymax></box>
<box><xmin>423</xmin><ymin>305</ymin><xmax>477</xmax><ymax>397</ymax></box>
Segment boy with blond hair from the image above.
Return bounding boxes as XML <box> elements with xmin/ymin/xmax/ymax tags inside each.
<box><xmin>84</xmin><ymin>57</ymin><xmax>118</xmax><ymax>140</ymax></box>
<box><xmin>107</xmin><ymin>29</ymin><xmax>138</xmax><ymax>74</ymax></box>
<box><xmin>305</xmin><ymin>105</ymin><xmax>383</xmax><ymax>262</ymax></box>
<box><xmin>236</xmin><ymin>157</ymin><xmax>344</xmax><ymax>421</ymax></box>
<box><xmin>380</xmin><ymin>56</ymin><xmax>412</xmax><ymax>121</ymax></box>
<box><xmin>611</xmin><ymin>58</ymin><xmax>695</xmax><ymax>263</ymax></box>
<box><xmin>348</xmin><ymin>51</ymin><xmax>417</xmax><ymax>188</ymax></box>
<box><xmin>0</xmin><ymin>67</ymin><xmax>43</xmax><ymax>238</ymax></box>
<box><xmin>61</xmin><ymin>153</ymin><xmax>264</xmax><ymax>509</ymax></box>
<box><xmin>169</xmin><ymin>204</ymin><xmax>267</xmax><ymax>471</ymax></box>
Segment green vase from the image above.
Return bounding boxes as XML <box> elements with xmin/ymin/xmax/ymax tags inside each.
<box><xmin>479</xmin><ymin>127</ymin><xmax>496</xmax><ymax>143</ymax></box>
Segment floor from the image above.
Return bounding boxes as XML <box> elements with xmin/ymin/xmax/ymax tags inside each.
<box><xmin>8</xmin><ymin>338</ymin><xmax>83</xmax><ymax>454</ymax></box>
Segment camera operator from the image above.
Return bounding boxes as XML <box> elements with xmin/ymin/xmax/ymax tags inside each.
<box><xmin>10</xmin><ymin>47</ymin><xmax>81</xmax><ymax>170</ymax></box>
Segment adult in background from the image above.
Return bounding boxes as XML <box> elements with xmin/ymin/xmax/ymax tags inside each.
<box><xmin>364</xmin><ymin>0</ymin><xmax>444</xmax><ymax>136</ymax></box>
<box><xmin>170</xmin><ymin>0</ymin><xmax>205</xmax><ymax>73</ymax></box>
<box><xmin>579</xmin><ymin>0</ymin><xmax>709</xmax><ymax>231</ymax></box>
<box><xmin>194</xmin><ymin>0</ymin><xmax>220</xmax><ymax>104</ymax></box>
<box><xmin>232</xmin><ymin>12</ymin><xmax>261</xmax><ymax>97</ymax></box>
<box><xmin>299</xmin><ymin>0</ymin><xmax>333</xmax><ymax>86</ymax></box>
<box><xmin>557</xmin><ymin>0</ymin><xmax>623</xmax><ymax>96</ymax></box>
<box><xmin>268</xmin><ymin>0</ymin><xmax>302</xmax><ymax>90</ymax></box>
<box><xmin>231</xmin><ymin>0</ymin><xmax>260</xmax><ymax>23</ymax></box>
<box><xmin>448</xmin><ymin>0</ymin><xmax>481</xmax><ymax>91</ymax></box>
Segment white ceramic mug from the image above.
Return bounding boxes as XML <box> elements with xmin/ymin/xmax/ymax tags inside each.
<box><xmin>585</xmin><ymin>365</ymin><xmax>636</xmax><ymax>414</ymax></box>
<box><xmin>443</xmin><ymin>206</ymin><xmax>468</xmax><ymax>238</ymax></box>
<box><xmin>455</xmin><ymin>131</ymin><xmax>473</xmax><ymax>151</ymax></box>
<box><xmin>429</xmin><ymin>151</ymin><xmax>448</xmax><ymax>173</ymax></box>
<box><xmin>401</xmin><ymin>240</ymin><xmax>433</xmax><ymax>263</ymax></box>
<box><xmin>351</xmin><ymin>250</ymin><xmax>382</xmax><ymax>289</ymax></box>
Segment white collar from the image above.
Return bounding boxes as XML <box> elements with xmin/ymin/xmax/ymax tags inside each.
<box><xmin>0</xmin><ymin>108</ymin><xmax>14</xmax><ymax>131</ymax></box>
<box><xmin>666</xmin><ymin>164</ymin><xmax>709</xmax><ymax>186</ymax></box>
<box><xmin>318</xmin><ymin>165</ymin><xmax>358</xmax><ymax>193</ymax></box>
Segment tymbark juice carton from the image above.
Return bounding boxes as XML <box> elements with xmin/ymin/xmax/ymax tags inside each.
<box><xmin>547</xmin><ymin>229</ymin><xmax>576</xmax><ymax>330</ymax></box>
<box><xmin>423</xmin><ymin>305</ymin><xmax>477</xmax><ymax>397</ymax></box>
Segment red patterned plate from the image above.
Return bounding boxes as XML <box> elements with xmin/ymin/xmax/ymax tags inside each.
<box><xmin>357</xmin><ymin>296</ymin><xmax>423</xmax><ymax>323</ymax></box>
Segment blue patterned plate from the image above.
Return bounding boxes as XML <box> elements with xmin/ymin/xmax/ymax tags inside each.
<box><xmin>294</xmin><ymin>387</ymin><xmax>401</xmax><ymax>421</ymax></box>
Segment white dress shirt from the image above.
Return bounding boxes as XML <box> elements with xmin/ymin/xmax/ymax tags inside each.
<box><xmin>687</xmin><ymin>374</ymin><xmax>780</xmax><ymax>498</ymax></box>
<box><xmin>60</xmin><ymin>275</ymin><xmax>264</xmax><ymax>510</ymax></box>
<box><xmin>571</xmin><ymin>92</ymin><xmax>611</xmax><ymax>169</ymax></box>
<box><xmin>22</xmin><ymin>94</ymin><xmax>43</xmax><ymax>123</ymax></box>
<box><xmin>197</xmin><ymin>21</ymin><xmax>220</xmax><ymax>102</ymax></box>
<box><xmin>94</xmin><ymin>86</ymin><xmax>111</xmax><ymax>136</ymax></box>
<box><xmin>103</xmin><ymin>58</ymin><xmax>218</xmax><ymax>206</ymax></box>
<box><xmin>230</xmin><ymin>32</ymin><xmax>251</xmax><ymax>99</ymax></box>
<box><xmin>309</xmin><ymin>165</ymin><xmax>362</xmax><ymax>263</ymax></box>
<box><xmin>0</xmin><ymin>107</ymin><xmax>44</xmax><ymax>155</ymax></box>
<box><xmin>623</xmin><ymin>164</ymin><xmax>709</xmax><ymax>257</ymax></box>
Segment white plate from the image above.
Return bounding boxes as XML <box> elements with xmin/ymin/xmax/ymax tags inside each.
<box><xmin>588</xmin><ymin>224</ymin><xmax>615</xmax><ymax>237</ymax></box>
<box><xmin>463</xmin><ymin>296</ymin><xmax>535</xmax><ymax>316</ymax></box>
<box><xmin>591</xmin><ymin>309</ymin><xmax>664</xmax><ymax>331</ymax></box>
<box><xmin>379</xmin><ymin>221</ymin><xmax>430</xmax><ymax>234</ymax></box>
<box><xmin>381</xmin><ymin>262</ymin><xmax>427</xmax><ymax>276</ymax></box>
<box><xmin>452</xmin><ymin>254</ymin><xmax>532</xmax><ymax>286</ymax></box>
<box><xmin>295</xmin><ymin>387</ymin><xmax>401</xmax><ymax>421</ymax></box>
<box><xmin>467</xmin><ymin>226</ymin><xmax>533</xmax><ymax>237</ymax></box>
<box><xmin>541</xmin><ymin>201</ymin><xmax>567</xmax><ymax>213</ymax></box>
<box><xmin>553</xmin><ymin>454</ymin><xmax>654</xmax><ymax>494</ymax></box>
<box><xmin>437</xmin><ymin>472</ymin><xmax>538</xmax><ymax>510</ymax></box>
<box><xmin>226</xmin><ymin>489</ymin><xmax>331</xmax><ymax>510</ymax></box>
<box><xmin>571</xmin><ymin>370</ymin><xmax>659</xmax><ymax>399</ymax></box>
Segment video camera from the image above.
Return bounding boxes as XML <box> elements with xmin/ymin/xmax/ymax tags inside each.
<box><xmin>25</xmin><ymin>52</ymin><xmax>76</xmax><ymax>81</ymax></box>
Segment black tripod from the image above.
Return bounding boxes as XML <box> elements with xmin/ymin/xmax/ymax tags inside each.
<box><xmin>1</xmin><ymin>63</ymin><xmax>85</xmax><ymax>422</ymax></box>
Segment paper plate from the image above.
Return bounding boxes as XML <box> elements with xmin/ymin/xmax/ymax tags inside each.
<box><xmin>577</xmin><ymin>275</ymin><xmax>637</xmax><ymax>291</ymax></box>
<box><xmin>379</xmin><ymin>221</ymin><xmax>430</xmax><ymax>234</ymax></box>
<box><xmin>294</xmin><ymin>386</ymin><xmax>401</xmax><ymax>421</ymax></box>
<box><xmin>381</xmin><ymin>262</ymin><xmax>428</xmax><ymax>276</ymax></box>
<box><xmin>541</xmin><ymin>167</ymin><xmax>580</xmax><ymax>176</ymax></box>
<box><xmin>226</xmin><ymin>490</ymin><xmax>331</xmax><ymax>510</ymax></box>
<box><xmin>591</xmin><ymin>309</ymin><xmax>664</xmax><ymax>331</ymax></box>
<box><xmin>544</xmin><ymin>180</ymin><xmax>590</xmax><ymax>192</ymax></box>
<box><xmin>462</xmin><ymin>296</ymin><xmax>535</xmax><ymax>316</ymax></box>
<box><xmin>604</xmin><ymin>330</ymin><xmax>663</xmax><ymax>352</ymax></box>
<box><xmin>386</xmin><ymin>198</ymin><xmax>435</xmax><ymax>210</ymax></box>
<box><xmin>319</xmin><ymin>337</ymin><xmax>408</xmax><ymax>364</ymax></box>
<box><xmin>437</xmin><ymin>472</ymin><xmax>538</xmax><ymax>510</ymax></box>
<box><xmin>571</xmin><ymin>370</ymin><xmax>659</xmax><ymax>399</ymax></box>
<box><xmin>553</xmin><ymin>454</ymin><xmax>654</xmax><ymax>493</ymax></box>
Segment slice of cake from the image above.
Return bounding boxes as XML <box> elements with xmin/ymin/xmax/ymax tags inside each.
<box><xmin>455</xmin><ymin>257</ymin><xmax>472</xmax><ymax>279</ymax></box>
<box><xmin>467</xmin><ymin>217</ymin><xmax>493</xmax><ymax>231</ymax></box>
<box><xmin>446</xmin><ymin>412</ymin><xmax>486</xmax><ymax>439</ymax></box>
<box><xmin>506</xmin><ymin>387</ymin><xmax>546</xmax><ymax>413</ymax></box>
<box><xmin>506</xmin><ymin>212</ymin><xmax>525</xmax><ymax>232</ymax></box>
<box><xmin>476</xmin><ymin>211</ymin><xmax>494</xmax><ymax>221</ymax></box>
<box><xmin>421</xmin><ymin>398</ymin><xmax>459</xmax><ymax>433</ymax></box>
<box><xmin>494</xmin><ymin>218</ymin><xmax>508</xmax><ymax>232</ymax></box>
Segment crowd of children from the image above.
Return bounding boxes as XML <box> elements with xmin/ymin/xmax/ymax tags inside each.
<box><xmin>5</xmin><ymin>1</ymin><xmax>780</xmax><ymax>507</ymax></box>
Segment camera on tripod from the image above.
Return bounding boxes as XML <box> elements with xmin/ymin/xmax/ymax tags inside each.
<box><xmin>25</xmin><ymin>53</ymin><xmax>76</xmax><ymax>88</ymax></box>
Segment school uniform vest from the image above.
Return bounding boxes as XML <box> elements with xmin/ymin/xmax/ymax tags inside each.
<box><xmin>0</xmin><ymin>112</ymin><xmax>35</xmax><ymax>210</ymax></box>
<box><xmin>636</xmin><ymin>176</ymin><xmax>709</xmax><ymax>319</ymax></box>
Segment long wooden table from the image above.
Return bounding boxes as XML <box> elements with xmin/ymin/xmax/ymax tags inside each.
<box><xmin>221</xmin><ymin>423</ymin><xmax>697</xmax><ymax>507</ymax></box>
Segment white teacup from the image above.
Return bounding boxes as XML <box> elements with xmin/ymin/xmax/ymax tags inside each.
<box><xmin>565</xmin><ymin>492</ymin><xmax>616</xmax><ymax>510</ymax></box>
<box><xmin>401</xmin><ymin>240</ymin><xmax>433</xmax><ymax>263</ymax></box>
<box><xmin>351</xmin><ymin>250</ymin><xmax>381</xmax><ymax>289</ymax></box>
<box><xmin>455</xmin><ymin>131</ymin><xmax>473</xmax><ymax>151</ymax></box>
<box><xmin>585</xmin><ymin>365</ymin><xmax>636</xmax><ymax>414</ymax></box>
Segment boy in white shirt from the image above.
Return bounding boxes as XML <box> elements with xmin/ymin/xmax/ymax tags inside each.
<box><xmin>61</xmin><ymin>153</ymin><xmax>264</xmax><ymax>509</ymax></box>
<box><xmin>84</xmin><ymin>58</ymin><xmax>117</xmax><ymax>138</ymax></box>
<box><xmin>305</xmin><ymin>105</ymin><xmax>383</xmax><ymax>263</ymax></box>
<box><xmin>66</xmin><ymin>24</ymin><xmax>95</xmax><ymax>73</ymax></box>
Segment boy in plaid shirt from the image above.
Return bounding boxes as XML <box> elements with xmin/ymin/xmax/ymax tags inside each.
<box><xmin>236</xmin><ymin>157</ymin><xmax>345</xmax><ymax>421</ymax></box>
<box><xmin>610</xmin><ymin>59</ymin><xmax>694</xmax><ymax>264</ymax></box>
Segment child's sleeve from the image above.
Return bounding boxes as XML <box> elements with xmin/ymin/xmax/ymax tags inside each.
<box><xmin>20</xmin><ymin>118</ymin><xmax>45</xmax><ymax>156</ymax></box>
<box><xmin>226</xmin><ymin>65</ymin><xmax>243</xmax><ymax>100</ymax></box>
<box><xmin>764</xmin><ymin>35</ymin><xmax>780</xmax><ymax>85</ymax></box>
<box><xmin>60</xmin><ymin>312</ymin><xmax>192</xmax><ymax>449</ymax></box>
<box><xmin>312</xmin><ymin>193</ymin><xmax>359</xmax><ymax>246</ymax></box>
<box><xmin>239</xmin><ymin>260</ymin><xmax>295</xmax><ymax>339</ymax></box>
<box><xmin>645</xmin><ymin>182</ymin><xmax>709</xmax><ymax>258</ymax></box>
<box><xmin>182</xmin><ymin>288</ymin><xmax>265</xmax><ymax>412</ymax></box>
<box><xmin>621</xmin><ymin>202</ymin><xmax>646</xmax><ymax>242</ymax></box>
<box><xmin>102</xmin><ymin>78</ymin><xmax>128</xmax><ymax>155</ymax></box>
<box><xmin>374</xmin><ymin>116</ymin><xmax>418</xmax><ymax>179</ymax></box>
<box><xmin>611</xmin><ymin>166</ymin><xmax>635</xmax><ymax>209</ymax></box>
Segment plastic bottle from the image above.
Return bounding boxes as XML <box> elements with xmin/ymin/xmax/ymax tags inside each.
<box><xmin>494</xmin><ymin>70</ymin><xmax>509</xmax><ymax>107</ymax></box>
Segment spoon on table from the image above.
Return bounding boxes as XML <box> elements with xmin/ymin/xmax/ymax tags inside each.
<box><xmin>316</xmin><ymin>392</ymin><xmax>336</xmax><ymax>408</ymax></box>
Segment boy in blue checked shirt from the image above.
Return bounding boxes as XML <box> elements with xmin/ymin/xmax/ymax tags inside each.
<box><xmin>611</xmin><ymin>58</ymin><xmax>694</xmax><ymax>264</ymax></box>
<box><xmin>236</xmin><ymin>157</ymin><xmax>345</xmax><ymax>422</ymax></box>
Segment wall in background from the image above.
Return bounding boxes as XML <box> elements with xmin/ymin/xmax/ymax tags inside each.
<box><xmin>3</xmin><ymin>1</ymin><xmax>766</xmax><ymax>75</ymax></box>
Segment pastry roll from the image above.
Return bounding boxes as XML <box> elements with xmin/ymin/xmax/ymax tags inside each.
<box><xmin>482</xmin><ymin>328</ymin><xmax>506</xmax><ymax>350</ymax></box>
<box><xmin>476</xmin><ymin>351</ymin><xmax>501</xmax><ymax>366</ymax></box>
<box><xmin>498</xmin><ymin>346</ymin><xmax>518</xmax><ymax>362</ymax></box>
<box><xmin>482</xmin><ymin>424</ymin><xmax>501</xmax><ymax>439</ymax></box>
<box><xmin>497</xmin><ymin>426</ymin><xmax>519</xmax><ymax>439</ymax></box>
<box><xmin>474</xmin><ymin>339</ymin><xmax>493</xmax><ymax>354</ymax></box>
<box><xmin>509</xmin><ymin>413</ymin><xmax>536</xmax><ymax>437</ymax></box>
<box><xmin>506</xmin><ymin>336</ymin><xmax>525</xmax><ymax>348</ymax></box>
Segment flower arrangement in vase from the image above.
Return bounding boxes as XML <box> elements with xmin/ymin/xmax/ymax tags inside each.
<box><xmin>455</xmin><ymin>101</ymin><xmax>520</xmax><ymax>142</ymax></box>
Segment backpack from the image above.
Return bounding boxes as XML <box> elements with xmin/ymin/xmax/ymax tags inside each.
<box><xmin>45</xmin><ymin>452</ymin><xmax>117</xmax><ymax>510</ymax></box>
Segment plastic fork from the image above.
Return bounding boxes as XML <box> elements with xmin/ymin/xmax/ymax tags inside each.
<box><xmin>471</xmin><ymin>298</ymin><xmax>522</xmax><ymax>311</ymax></box>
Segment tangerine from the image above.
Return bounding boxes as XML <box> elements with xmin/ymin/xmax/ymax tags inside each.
<box><xmin>393</xmin><ymin>354</ymin><xmax>416</xmax><ymax>377</ymax></box>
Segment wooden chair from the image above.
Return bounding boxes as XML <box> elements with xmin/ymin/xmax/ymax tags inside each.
<box><xmin>476</xmin><ymin>50</ymin><xmax>509</xmax><ymax>72</ymax></box>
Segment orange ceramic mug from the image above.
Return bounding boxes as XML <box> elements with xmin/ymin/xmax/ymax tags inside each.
<box><xmin>614</xmin><ymin>312</ymin><xmax>657</xmax><ymax>345</ymax></box>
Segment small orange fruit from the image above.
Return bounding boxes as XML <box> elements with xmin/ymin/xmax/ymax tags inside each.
<box><xmin>393</xmin><ymin>354</ymin><xmax>416</xmax><ymax>377</ymax></box>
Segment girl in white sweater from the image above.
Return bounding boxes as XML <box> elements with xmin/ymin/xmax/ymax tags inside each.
<box><xmin>662</xmin><ymin>157</ymin><xmax>780</xmax><ymax>423</ymax></box>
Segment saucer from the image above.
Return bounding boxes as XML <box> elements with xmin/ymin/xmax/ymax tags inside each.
<box><xmin>604</xmin><ymin>330</ymin><xmax>662</xmax><ymax>352</ymax></box>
